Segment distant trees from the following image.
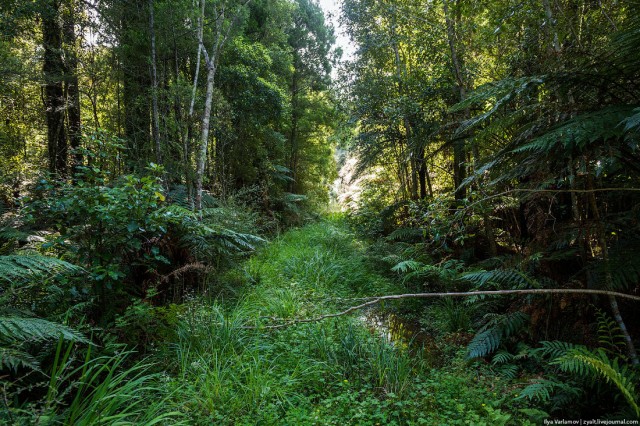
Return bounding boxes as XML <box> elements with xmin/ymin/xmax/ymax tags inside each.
<box><xmin>0</xmin><ymin>0</ymin><xmax>338</xmax><ymax>213</ymax></box>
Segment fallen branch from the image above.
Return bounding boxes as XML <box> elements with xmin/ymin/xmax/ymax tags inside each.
<box><xmin>247</xmin><ymin>288</ymin><xmax>640</xmax><ymax>330</ymax></box>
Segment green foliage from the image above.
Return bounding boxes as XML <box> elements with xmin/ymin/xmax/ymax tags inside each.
<box><xmin>466</xmin><ymin>311</ymin><xmax>529</xmax><ymax>359</ymax></box>
<box><xmin>0</xmin><ymin>254</ymin><xmax>87</xmax><ymax>372</ymax></box>
<box><xmin>0</xmin><ymin>254</ymin><xmax>80</xmax><ymax>283</ymax></box>
<box><xmin>595</xmin><ymin>309</ymin><xmax>627</xmax><ymax>357</ymax></box>
<box><xmin>149</xmin><ymin>220</ymin><xmax>535</xmax><ymax>424</ymax></box>
<box><xmin>553</xmin><ymin>348</ymin><xmax>640</xmax><ymax>416</ymax></box>
<box><xmin>462</xmin><ymin>268</ymin><xmax>542</xmax><ymax>290</ymax></box>
<box><xmin>513</xmin><ymin>106</ymin><xmax>636</xmax><ymax>155</ymax></box>
<box><xmin>517</xmin><ymin>378</ymin><xmax>582</xmax><ymax>405</ymax></box>
<box><xmin>1</xmin><ymin>341</ymin><xmax>186</xmax><ymax>425</ymax></box>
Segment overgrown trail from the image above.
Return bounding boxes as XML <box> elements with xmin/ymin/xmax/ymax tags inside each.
<box><xmin>167</xmin><ymin>219</ymin><xmax>534</xmax><ymax>425</ymax></box>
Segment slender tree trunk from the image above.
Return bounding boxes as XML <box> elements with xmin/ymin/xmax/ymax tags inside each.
<box><xmin>63</xmin><ymin>0</ymin><xmax>82</xmax><ymax>174</ymax></box>
<box><xmin>390</xmin><ymin>17</ymin><xmax>417</xmax><ymax>200</ymax></box>
<box><xmin>195</xmin><ymin>0</ymin><xmax>252</xmax><ymax>209</ymax></box>
<box><xmin>288</xmin><ymin>60</ymin><xmax>300</xmax><ymax>193</ymax></box>
<box><xmin>182</xmin><ymin>0</ymin><xmax>205</xmax><ymax>208</ymax></box>
<box><xmin>43</xmin><ymin>0</ymin><xmax>68</xmax><ymax>177</ymax></box>
<box><xmin>121</xmin><ymin>0</ymin><xmax>151</xmax><ymax>170</ymax></box>
<box><xmin>586</xmin><ymin>174</ymin><xmax>639</xmax><ymax>365</ymax></box>
<box><xmin>542</xmin><ymin>0</ymin><xmax>561</xmax><ymax>54</ymax></box>
<box><xmin>149</xmin><ymin>0</ymin><xmax>162</xmax><ymax>165</ymax></box>
<box><xmin>443</xmin><ymin>0</ymin><xmax>467</xmax><ymax>202</ymax></box>
<box><xmin>196</xmin><ymin>62</ymin><xmax>216</xmax><ymax>209</ymax></box>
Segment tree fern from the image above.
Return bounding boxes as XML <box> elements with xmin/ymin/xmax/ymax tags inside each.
<box><xmin>449</xmin><ymin>76</ymin><xmax>545</xmax><ymax>136</ymax></box>
<box><xmin>512</xmin><ymin>106</ymin><xmax>635</xmax><ymax>155</ymax></box>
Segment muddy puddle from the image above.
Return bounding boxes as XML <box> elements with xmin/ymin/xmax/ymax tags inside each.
<box><xmin>359</xmin><ymin>309</ymin><xmax>446</xmax><ymax>367</ymax></box>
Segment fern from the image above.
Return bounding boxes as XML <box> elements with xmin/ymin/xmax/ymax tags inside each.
<box><xmin>0</xmin><ymin>255</ymin><xmax>81</xmax><ymax>283</ymax></box>
<box><xmin>0</xmin><ymin>316</ymin><xmax>88</xmax><ymax>344</ymax></box>
<box><xmin>588</xmin><ymin>244</ymin><xmax>640</xmax><ymax>291</ymax></box>
<box><xmin>595</xmin><ymin>309</ymin><xmax>627</xmax><ymax>357</ymax></box>
<box><xmin>0</xmin><ymin>347</ymin><xmax>40</xmax><ymax>372</ymax></box>
<box><xmin>492</xmin><ymin>350</ymin><xmax>514</xmax><ymax>365</ymax></box>
<box><xmin>450</xmin><ymin>76</ymin><xmax>545</xmax><ymax>135</ymax></box>
<box><xmin>462</xmin><ymin>268</ymin><xmax>541</xmax><ymax>289</ymax></box>
<box><xmin>392</xmin><ymin>259</ymin><xmax>465</xmax><ymax>284</ymax></box>
<box><xmin>0</xmin><ymin>254</ymin><xmax>87</xmax><ymax>372</ymax></box>
<box><xmin>391</xmin><ymin>260</ymin><xmax>423</xmax><ymax>274</ymax></box>
<box><xmin>622</xmin><ymin>107</ymin><xmax>640</xmax><ymax>135</ymax></box>
<box><xmin>387</xmin><ymin>228</ymin><xmax>424</xmax><ymax>242</ymax></box>
<box><xmin>553</xmin><ymin>348</ymin><xmax>640</xmax><ymax>416</ymax></box>
<box><xmin>538</xmin><ymin>340</ymin><xmax>582</xmax><ymax>360</ymax></box>
<box><xmin>512</xmin><ymin>106</ymin><xmax>635</xmax><ymax>155</ymax></box>
<box><xmin>467</xmin><ymin>311</ymin><xmax>529</xmax><ymax>359</ymax></box>
<box><xmin>518</xmin><ymin>379</ymin><xmax>582</xmax><ymax>405</ymax></box>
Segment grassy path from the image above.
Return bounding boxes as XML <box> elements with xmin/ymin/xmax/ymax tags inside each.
<box><xmin>163</xmin><ymin>219</ymin><xmax>534</xmax><ymax>425</ymax></box>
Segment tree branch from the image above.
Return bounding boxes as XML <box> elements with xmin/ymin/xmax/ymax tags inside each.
<box><xmin>247</xmin><ymin>288</ymin><xmax>640</xmax><ymax>330</ymax></box>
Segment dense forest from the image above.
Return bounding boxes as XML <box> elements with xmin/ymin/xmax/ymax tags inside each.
<box><xmin>1</xmin><ymin>0</ymin><xmax>639</xmax><ymax>423</ymax></box>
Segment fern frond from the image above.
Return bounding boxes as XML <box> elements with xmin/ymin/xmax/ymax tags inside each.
<box><xmin>0</xmin><ymin>255</ymin><xmax>80</xmax><ymax>284</ymax></box>
<box><xmin>492</xmin><ymin>350</ymin><xmax>514</xmax><ymax>365</ymax></box>
<box><xmin>517</xmin><ymin>379</ymin><xmax>581</xmax><ymax>404</ymax></box>
<box><xmin>467</xmin><ymin>311</ymin><xmax>529</xmax><ymax>359</ymax></box>
<box><xmin>539</xmin><ymin>340</ymin><xmax>582</xmax><ymax>360</ymax></box>
<box><xmin>387</xmin><ymin>228</ymin><xmax>424</xmax><ymax>242</ymax></box>
<box><xmin>512</xmin><ymin>106</ymin><xmax>635</xmax><ymax>155</ymax></box>
<box><xmin>518</xmin><ymin>380</ymin><xmax>556</xmax><ymax>402</ymax></box>
<box><xmin>0</xmin><ymin>346</ymin><xmax>40</xmax><ymax>372</ymax></box>
<box><xmin>622</xmin><ymin>107</ymin><xmax>640</xmax><ymax>135</ymax></box>
<box><xmin>462</xmin><ymin>269</ymin><xmax>540</xmax><ymax>289</ymax></box>
<box><xmin>467</xmin><ymin>327</ymin><xmax>502</xmax><ymax>359</ymax></box>
<box><xmin>0</xmin><ymin>316</ymin><xmax>89</xmax><ymax>344</ymax></box>
<box><xmin>588</xmin><ymin>244</ymin><xmax>640</xmax><ymax>291</ymax></box>
<box><xmin>595</xmin><ymin>309</ymin><xmax>627</xmax><ymax>357</ymax></box>
<box><xmin>498</xmin><ymin>363</ymin><xmax>519</xmax><ymax>379</ymax></box>
<box><xmin>391</xmin><ymin>260</ymin><xmax>423</xmax><ymax>274</ymax></box>
<box><xmin>553</xmin><ymin>348</ymin><xmax>640</xmax><ymax>415</ymax></box>
<box><xmin>450</xmin><ymin>76</ymin><xmax>545</xmax><ymax>135</ymax></box>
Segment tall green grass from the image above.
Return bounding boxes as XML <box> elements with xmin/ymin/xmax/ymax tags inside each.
<box><xmin>1</xmin><ymin>339</ymin><xmax>186</xmax><ymax>425</ymax></box>
<box><xmin>151</xmin><ymin>220</ymin><xmax>533</xmax><ymax>424</ymax></box>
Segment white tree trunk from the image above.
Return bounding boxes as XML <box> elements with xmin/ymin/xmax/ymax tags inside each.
<box><xmin>196</xmin><ymin>62</ymin><xmax>216</xmax><ymax>210</ymax></box>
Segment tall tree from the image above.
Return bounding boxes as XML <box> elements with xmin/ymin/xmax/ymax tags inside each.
<box><xmin>195</xmin><ymin>0</ymin><xmax>252</xmax><ymax>210</ymax></box>
<box><xmin>286</xmin><ymin>0</ymin><xmax>334</xmax><ymax>194</ymax></box>
<box><xmin>42</xmin><ymin>0</ymin><xmax>68</xmax><ymax>176</ymax></box>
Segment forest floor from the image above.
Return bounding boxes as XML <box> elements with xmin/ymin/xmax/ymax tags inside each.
<box><xmin>159</xmin><ymin>217</ymin><xmax>539</xmax><ymax>425</ymax></box>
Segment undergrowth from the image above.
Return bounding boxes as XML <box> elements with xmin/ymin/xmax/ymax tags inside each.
<box><xmin>155</xmin><ymin>220</ymin><xmax>539</xmax><ymax>424</ymax></box>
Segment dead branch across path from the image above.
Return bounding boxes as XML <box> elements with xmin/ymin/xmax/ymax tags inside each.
<box><xmin>247</xmin><ymin>288</ymin><xmax>640</xmax><ymax>330</ymax></box>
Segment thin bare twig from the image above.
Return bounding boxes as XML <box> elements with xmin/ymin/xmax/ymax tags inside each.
<box><xmin>245</xmin><ymin>288</ymin><xmax>640</xmax><ymax>330</ymax></box>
